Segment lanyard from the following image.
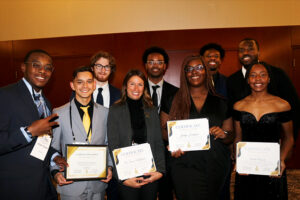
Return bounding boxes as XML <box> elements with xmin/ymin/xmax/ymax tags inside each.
<box><xmin>69</xmin><ymin>102</ymin><xmax>92</xmax><ymax>143</ymax></box>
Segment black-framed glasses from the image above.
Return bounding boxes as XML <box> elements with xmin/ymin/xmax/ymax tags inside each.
<box><xmin>94</xmin><ymin>64</ymin><xmax>111</xmax><ymax>71</ymax></box>
<box><xmin>147</xmin><ymin>60</ymin><xmax>164</xmax><ymax>66</ymax></box>
<box><xmin>25</xmin><ymin>61</ymin><xmax>54</xmax><ymax>72</ymax></box>
<box><xmin>184</xmin><ymin>65</ymin><xmax>204</xmax><ymax>73</ymax></box>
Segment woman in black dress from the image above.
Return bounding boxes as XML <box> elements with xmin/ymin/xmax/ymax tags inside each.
<box><xmin>233</xmin><ymin>62</ymin><xmax>294</xmax><ymax>200</ymax></box>
<box><xmin>160</xmin><ymin>55</ymin><xmax>234</xmax><ymax>200</ymax></box>
<box><xmin>107</xmin><ymin>69</ymin><xmax>165</xmax><ymax>200</ymax></box>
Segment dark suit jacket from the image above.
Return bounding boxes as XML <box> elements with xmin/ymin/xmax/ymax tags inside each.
<box><xmin>107</xmin><ymin>102</ymin><xmax>166</xmax><ymax>180</ymax></box>
<box><xmin>213</xmin><ymin>72</ymin><xmax>227</xmax><ymax>98</ymax></box>
<box><xmin>70</xmin><ymin>84</ymin><xmax>121</xmax><ymax>107</ymax></box>
<box><xmin>227</xmin><ymin>64</ymin><xmax>300</xmax><ymax>138</ymax></box>
<box><xmin>147</xmin><ymin>80</ymin><xmax>178</xmax><ymax>110</ymax></box>
<box><xmin>0</xmin><ymin>80</ymin><xmax>57</xmax><ymax>200</ymax></box>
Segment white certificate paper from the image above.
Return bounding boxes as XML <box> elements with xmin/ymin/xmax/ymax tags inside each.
<box><xmin>66</xmin><ymin>145</ymin><xmax>107</xmax><ymax>180</ymax></box>
<box><xmin>112</xmin><ymin>143</ymin><xmax>156</xmax><ymax>181</ymax></box>
<box><xmin>167</xmin><ymin>118</ymin><xmax>210</xmax><ymax>152</ymax></box>
<box><xmin>236</xmin><ymin>142</ymin><xmax>280</xmax><ymax>176</ymax></box>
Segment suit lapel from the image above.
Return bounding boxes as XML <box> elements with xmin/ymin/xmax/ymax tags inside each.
<box><xmin>71</xmin><ymin>100</ymin><xmax>89</xmax><ymax>142</ymax></box>
<box><xmin>17</xmin><ymin>80</ymin><xmax>40</xmax><ymax>119</ymax></box>
<box><xmin>91</xmin><ymin>103</ymin><xmax>100</xmax><ymax>143</ymax></box>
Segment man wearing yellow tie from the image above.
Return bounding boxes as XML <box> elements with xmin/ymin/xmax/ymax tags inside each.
<box><xmin>51</xmin><ymin>66</ymin><xmax>113</xmax><ymax>200</ymax></box>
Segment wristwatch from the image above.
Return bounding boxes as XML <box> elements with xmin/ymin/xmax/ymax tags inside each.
<box><xmin>24</xmin><ymin>126</ymin><xmax>33</xmax><ymax>138</ymax></box>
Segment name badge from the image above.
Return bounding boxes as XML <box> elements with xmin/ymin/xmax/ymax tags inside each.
<box><xmin>30</xmin><ymin>135</ymin><xmax>52</xmax><ymax>161</ymax></box>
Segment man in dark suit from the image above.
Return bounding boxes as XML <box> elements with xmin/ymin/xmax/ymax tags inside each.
<box><xmin>200</xmin><ymin>43</ymin><xmax>227</xmax><ymax>98</ymax></box>
<box><xmin>227</xmin><ymin>38</ymin><xmax>300</xmax><ymax>139</ymax></box>
<box><xmin>90</xmin><ymin>51</ymin><xmax>121</xmax><ymax>108</ymax></box>
<box><xmin>142</xmin><ymin>46</ymin><xmax>178</xmax><ymax>200</ymax></box>
<box><xmin>0</xmin><ymin>49</ymin><xmax>60</xmax><ymax>200</ymax></box>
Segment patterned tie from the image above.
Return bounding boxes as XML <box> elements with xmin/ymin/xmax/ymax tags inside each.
<box><xmin>33</xmin><ymin>94</ymin><xmax>46</xmax><ymax>118</ymax></box>
<box><xmin>80</xmin><ymin>106</ymin><xmax>92</xmax><ymax>142</ymax></box>
<box><xmin>152</xmin><ymin>85</ymin><xmax>160</xmax><ymax>107</ymax></box>
<box><xmin>96</xmin><ymin>88</ymin><xmax>103</xmax><ymax>105</ymax></box>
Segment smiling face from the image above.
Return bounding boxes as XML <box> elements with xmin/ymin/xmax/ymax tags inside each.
<box><xmin>126</xmin><ymin>75</ymin><xmax>145</xmax><ymax>100</ymax></box>
<box><xmin>203</xmin><ymin>49</ymin><xmax>222</xmax><ymax>75</ymax></box>
<box><xmin>238</xmin><ymin>40</ymin><xmax>259</xmax><ymax>69</ymax></box>
<box><xmin>92</xmin><ymin>57</ymin><xmax>111</xmax><ymax>82</ymax></box>
<box><xmin>71</xmin><ymin>71</ymin><xmax>96</xmax><ymax>103</ymax></box>
<box><xmin>185</xmin><ymin>59</ymin><xmax>206</xmax><ymax>88</ymax></box>
<box><xmin>21</xmin><ymin>52</ymin><xmax>53</xmax><ymax>92</ymax></box>
<box><xmin>145</xmin><ymin>53</ymin><xmax>166</xmax><ymax>80</ymax></box>
<box><xmin>247</xmin><ymin>64</ymin><xmax>270</xmax><ymax>92</ymax></box>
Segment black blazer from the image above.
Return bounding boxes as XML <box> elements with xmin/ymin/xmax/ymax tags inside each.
<box><xmin>107</xmin><ymin>102</ymin><xmax>166</xmax><ymax>180</ymax></box>
<box><xmin>0</xmin><ymin>80</ymin><xmax>57</xmax><ymax>200</ymax></box>
<box><xmin>147</xmin><ymin>80</ymin><xmax>178</xmax><ymax>110</ymax></box>
<box><xmin>227</xmin><ymin>64</ymin><xmax>300</xmax><ymax>138</ymax></box>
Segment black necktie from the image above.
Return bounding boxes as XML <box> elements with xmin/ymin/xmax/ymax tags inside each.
<box><xmin>152</xmin><ymin>85</ymin><xmax>160</xmax><ymax>107</ymax></box>
<box><xmin>96</xmin><ymin>88</ymin><xmax>103</xmax><ymax>105</ymax></box>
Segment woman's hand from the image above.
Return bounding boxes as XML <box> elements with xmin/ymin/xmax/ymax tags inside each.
<box><xmin>143</xmin><ymin>172</ymin><xmax>163</xmax><ymax>184</ymax></box>
<box><xmin>170</xmin><ymin>148</ymin><xmax>185</xmax><ymax>158</ymax></box>
<box><xmin>210</xmin><ymin>126</ymin><xmax>228</xmax><ymax>139</ymax></box>
<box><xmin>123</xmin><ymin>177</ymin><xmax>148</xmax><ymax>188</ymax></box>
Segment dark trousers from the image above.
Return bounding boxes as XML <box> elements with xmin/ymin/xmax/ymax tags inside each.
<box><xmin>118</xmin><ymin>181</ymin><xmax>158</xmax><ymax>200</ymax></box>
<box><xmin>106</xmin><ymin>177</ymin><xmax>120</xmax><ymax>200</ymax></box>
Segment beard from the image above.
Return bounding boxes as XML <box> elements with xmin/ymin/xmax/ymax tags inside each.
<box><xmin>239</xmin><ymin>54</ymin><xmax>259</xmax><ymax>69</ymax></box>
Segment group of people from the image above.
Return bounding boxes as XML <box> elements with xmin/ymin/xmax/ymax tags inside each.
<box><xmin>0</xmin><ymin>38</ymin><xmax>299</xmax><ymax>200</ymax></box>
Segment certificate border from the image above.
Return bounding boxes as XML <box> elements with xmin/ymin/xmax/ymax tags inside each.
<box><xmin>65</xmin><ymin>144</ymin><xmax>108</xmax><ymax>181</ymax></box>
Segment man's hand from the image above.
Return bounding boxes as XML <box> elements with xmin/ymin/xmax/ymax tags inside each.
<box><xmin>101</xmin><ymin>167</ymin><xmax>113</xmax><ymax>183</ymax></box>
<box><xmin>28</xmin><ymin>113</ymin><xmax>59</xmax><ymax>137</ymax></box>
<box><xmin>54</xmin><ymin>156</ymin><xmax>68</xmax><ymax>171</ymax></box>
<box><xmin>54</xmin><ymin>172</ymin><xmax>73</xmax><ymax>186</ymax></box>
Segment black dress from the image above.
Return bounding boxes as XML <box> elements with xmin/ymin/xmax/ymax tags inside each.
<box><xmin>233</xmin><ymin>110</ymin><xmax>291</xmax><ymax>200</ymax></box>
<box><xmin>162</xmin><ymin>93</ymin><xmax>231</xmax><ymax>200</ymax></box>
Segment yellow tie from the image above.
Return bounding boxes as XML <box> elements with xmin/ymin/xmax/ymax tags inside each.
<box><xmin>80</xmin><ymin>106</ymin><xmax>91</xmax><ymax>142</ymax></box>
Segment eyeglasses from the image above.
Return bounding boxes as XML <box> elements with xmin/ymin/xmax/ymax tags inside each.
<box><xmin>147</xmin><ymin>60</ymin><xmax>164</xmax><ymax>66</ymax></box>
<box><xmin>184</xmin><ymin>65</ymin><xmax>204</xmax><ymax>73</ymax></box>
<box><xmin>26</xmin><ymin>61</ymin><xmax>54</xmax><ymax>73</ymax></box>
<box><xmin>94</xmin><ymin>64</ymin><xmax>111</xmax><ymax>71</ymax></box>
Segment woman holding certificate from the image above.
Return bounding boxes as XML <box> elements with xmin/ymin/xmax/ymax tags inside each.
<box><xmin>107</xmin><ymin>69</ymin><xmax>165</xmax><ymax>200</ymax></box>
<box><xmin>160</xmin><ymin>55</ymin><xmax>233</xmax><ymax>200</ymax></box>
<box><xmin>233</xmin><ymin>62</ymin><xmax>294</xmax><ymax>200</ymax></box>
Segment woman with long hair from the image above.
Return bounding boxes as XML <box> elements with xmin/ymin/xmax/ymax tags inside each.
<box><xmin>107</xmin><ymin>69</ymin><xmax>165</xmax><ymax>200</ymax></box>
<box><xmin>160</xmin><ymin>55</ymin><xmax>234</xmax><ymax>200</ymax></box>
<box><xmin>233</xmin><ymin>62</ymin><xmax>294</xmax><ymax>200</ymax></box>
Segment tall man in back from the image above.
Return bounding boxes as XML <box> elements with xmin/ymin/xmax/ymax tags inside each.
<box><xmin>143</xmin><ymin>46</ymin><xmax>178</xmax><ymax>200</ymax></box>
<box><xmin>0</xmin><ymin>49</ymin><xmax>59</xmax><ymax>199</ymax></box>
<box><xmin>227</xmin><ymin>38</ymin><xmax>300</xmax><ymax>139</ymax></box>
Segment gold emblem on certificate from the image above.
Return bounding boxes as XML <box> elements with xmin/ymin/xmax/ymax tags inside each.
<box><xmin>65</xmin><ymin>145</ymin><xmax>108</xmax><ymax>181</ymax></box>
<box><xmin>236</xmin><ymin>142</ymin><xmax>280</xmax><ymax>176</ymax></box>
<box><xmin>167</xmin><ymin>118</ymin><xmax>210</xmax><ymax>152</ymax></box>
<box><xmin>112</xmin><ymin>143</ymin><xmax>156</xmax><ymax>181</ymax></box>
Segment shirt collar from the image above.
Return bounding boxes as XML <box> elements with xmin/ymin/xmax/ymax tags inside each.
<box><xmin>22</xmin><ymin>77</ymin><xmax>42</xmax><ymax>97</ymax></box>
<box><xmin>96</xmin><ymin>80</ymin><xmax>108</xmax><ymax>89</ymax></box>
<box><xmin>148</xmin><ymin>79</ymin><xmax>163</xmax><ymax>88</ymax></box>
<box><xmin>242</xmin><ymin>66</ymin><xmax>247</xmax><ymax>78</ymax></box>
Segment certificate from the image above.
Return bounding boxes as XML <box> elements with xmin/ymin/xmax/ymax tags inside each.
<box><xmin>65</xmin><ymin>144</ymin><xmax>108</xmax><ymax>181</ymax></box>
<box><xmin>112</xmin><ymin>143</ymin><xmax>156</xmax><ymax>181</ymax></box>
<box><xmin>236</xmin><ymin>142</ymin><xmax>280</xmax><ymax>176</ymax></box>
<box><xmin>167</xmin><ymin>118</ymin><xmax>210</xmax><ymax>152</ymax></box>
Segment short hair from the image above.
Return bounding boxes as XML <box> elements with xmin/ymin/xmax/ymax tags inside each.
<box><xmin>90</xmin><ymin>51</ymin><xmax>116</xmax><ymax>73</ymax></box>
<box><xmin>239</xmin><ymin>38</ymin><xmax>260</xmax><ymax>50</ymax></box>
<box><xmin>142</xmin><ymin>46</ymin><xmax>169</xmax><ymax>64</ymax></box>
<box><xmin>199</xmin><ymin>43</ymin><xmax>225</xmax><ymax>59</ymax></box>
<box><xmin>24</xmin><ymin>49</ymin><xmax>51</xmax><ymax>63</ymax></box>
<box><xmin>72</xmin><ymin>66</ymin><xmax>94</xmax><ymax>80</ymax></box>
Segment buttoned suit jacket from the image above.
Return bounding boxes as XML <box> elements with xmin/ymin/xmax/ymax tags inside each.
<box><xmin>51</xmin><ymin>99</ymin><xmax>112</xmax><ymax>196</ymax></box>
<box><xmin>0</xmin><ymin>80</ymin><xmax>57</xmax><ymax>200</ymax></box>
<box><xmin>107</xmin><ymin>102</ymin><xmax>166</xmax><ymax>180</ymax></box>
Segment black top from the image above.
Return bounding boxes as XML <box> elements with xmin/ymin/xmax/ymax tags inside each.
<box><xmin>233</xmin><ymin>110</ymin><xmax>292</xmax><ymax>200</ymax></box>
<box><xmin>126</xmin><ymin>97</ymin><xmax>146</xmax><ymax>144</ymax></box>
<box><xmin>163</xmin><ymin>93</ymin><xmax>231</xmax><ymax>198</ymax></box>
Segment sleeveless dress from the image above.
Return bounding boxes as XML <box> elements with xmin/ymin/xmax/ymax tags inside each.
<box><xmin>233</xmin><ymin>110</ymin><xmax>292</xmax><ymax>200</ymax></box>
